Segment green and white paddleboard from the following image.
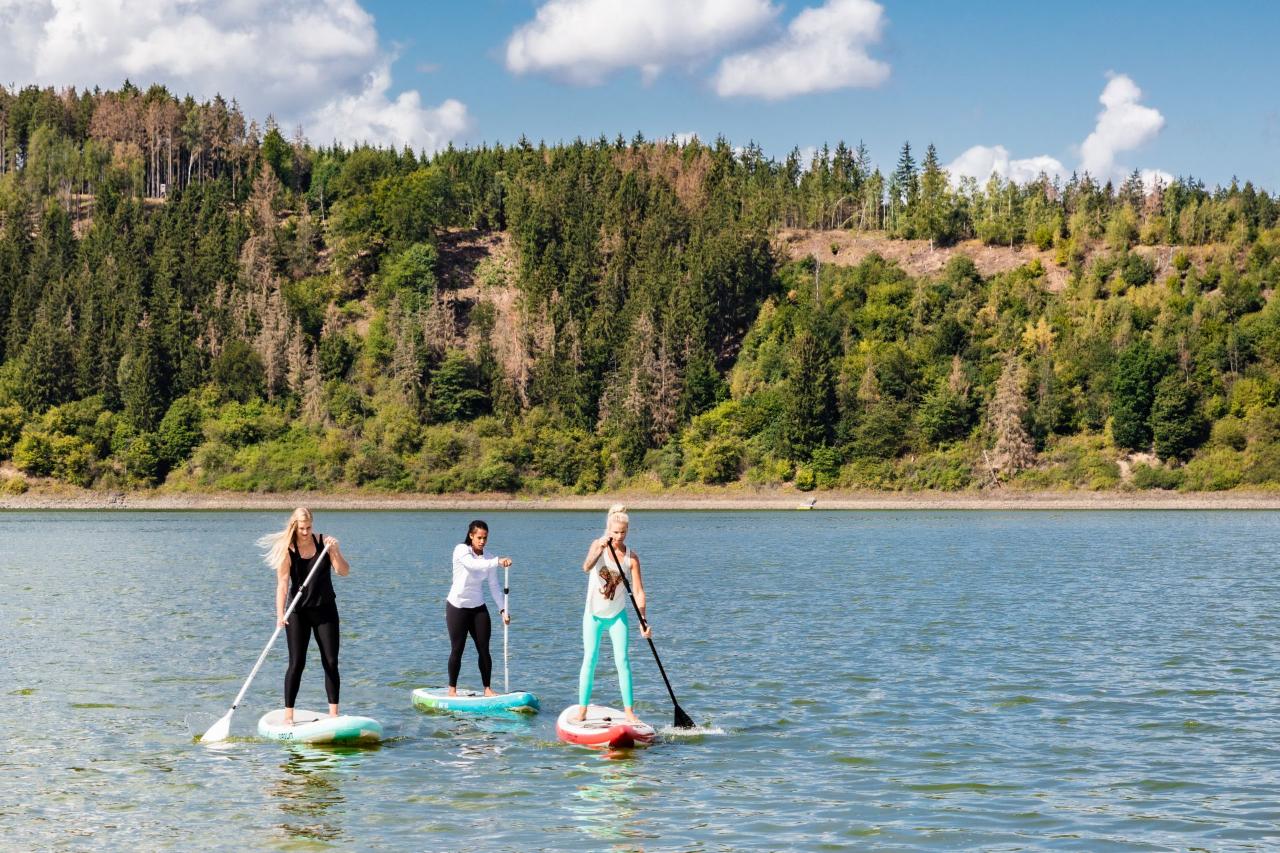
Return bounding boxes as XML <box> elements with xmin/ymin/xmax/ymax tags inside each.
<box><xmin>411</xmin><ymin>687</ymin><xmax>539</xmax><ymax>715</ymax></box>
<box><xmin>257</xmin><ymin>709</ymin><xmax>382</xmax><ymax>744</ymax></box>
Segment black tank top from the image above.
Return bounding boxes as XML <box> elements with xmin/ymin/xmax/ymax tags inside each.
<box><xmin>289</xmin><ymin>534</ymin><xmax>336</xmax><ymax>609</ymax></box>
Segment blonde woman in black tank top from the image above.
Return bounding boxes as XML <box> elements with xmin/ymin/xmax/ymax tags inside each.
<box><xmin>259</xmin><ymin>508</ymin><xmax>350</xmax><ymax>726</ymax></box>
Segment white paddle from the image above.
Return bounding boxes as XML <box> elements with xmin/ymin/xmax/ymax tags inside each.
<box><xmin>202</xmin><ymin>542</ymin><xmax>332</xmax><ymax>743</ymax></box>
<box><xmin>502</xmin><ymin>564</ymin><xmax>510</xmax><ymax>694</ymax></box>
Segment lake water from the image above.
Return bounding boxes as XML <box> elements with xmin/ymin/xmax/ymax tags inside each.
<box><xmin>2</xmin><ymin>510</ymin><xmax>1279</xmax><ymax>851</ymax></box>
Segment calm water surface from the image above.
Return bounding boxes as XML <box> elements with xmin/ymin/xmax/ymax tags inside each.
<box><xmin>2</xmin><ymin>510</ymin><xmax>1279</xmax><ymax>851</ymax></box>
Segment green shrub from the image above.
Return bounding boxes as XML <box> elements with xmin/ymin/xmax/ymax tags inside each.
<box><xmin>123</xmin><ymin>433</ymin><xmax>163</xmax><ymax>486</ymax></box>
<box><xmin>810</xmin><ymin>446</ymin><xmax>842</xmax><ymax>488</ymax></box>
<box><xmin>898</xmin><ymin>449</ymin><xmax>973</xmax><ymax>491</ymax></box>
<box><xmin>49</xmin><ymin>434</ymin><xmax>95</xmax><ymax>486</ymax></box>
<box><xmin>1242</xmin><ymin>443</ymin><xmax>1280</xmax><ymax>486</ymax></box>
<box><xmin>2</xmin><ymin>475</ymin><xmax>28</xmax><ymax>494</ymax></box>
<box><xmin>12</xmin><ymin>431</ymin><xmax>54</xmax><ymax>476</ymax></box>
<box><xmin>841</xmin><ymin>458</ymin><xmax>898</xmax><ymax>490</ymax></box>
<box><xmin>157</xmin><ymin>396</ymin><xmax>205</xmax><ymax>466</ymax></box>
<box><xmin>0</xmin><ymin>404</ymin><xmax>25</xmax><ymax>457</ymax></box>
<box><xmin>345</xmin><ymin>442</ymin><xmax>409</xmax><ymax>489</ymax></box>
<box><xmin>1151</xmin><ymin>375</ymin><xmax>1206</xmax><ymax>461</ymax></box>
<box><xmin>471</xmin><ymin>458</ymin><xmax>519</xmax><ymax>492</ymax></box>
<box><xmin>1180</xmin><ymin>447</ymin><xmax>1245</xmax><ymax>491</ymax></box>
<box><xmin>418</xmin><ymin>425</ymin><xmax>469</xmax><ymax>470</ymax></box>
<box><xmin>1210</xmin><ymin>416</ymin><xmax>1248</xmax><ymax>451</ymax></box>
<box><xmin>212</xmin><ymin>340</ymin><xmax>266</xmax><ymax>402</ymax></box>
<box><xmin>851</xmin><ymin>402</ymin><xmax>909</xmax><ymax>459</ymax></box>
<box><xmin>916</xmin><ymin>386</ymin><xmax>973</xmax><ymax>447</ymax></box>
<box><xmin>794</xmin><ymin>466</ymin><xmax>816</xmax><ymax>491</ymax></box>
<box><xmin>281</xmin><ymin>275</ymin><xmax>338</xmax><ymax>337</ymax></box>
<box><xmin>1131</xmin><ymin>463</ymin><xmax>1183</xmax><ymax>490</ymax></box>
<box><xmin>206</xmin><ymin>401</ymin><xmax>286</xmax><ymax>448</ymax></box>
<box><xmin>696</xmin><ymin>438</ymin><xmax>742</xmax><ymax>484</ymax></box>
<box><xmin>380</xmin><ymin>242</ymin><xmax>438</xmax><ymax>301</ymax></box>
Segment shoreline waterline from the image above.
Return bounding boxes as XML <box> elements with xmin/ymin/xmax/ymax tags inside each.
<box><xmin>2</xmin><ymin>488</ymin><xmax>1279</xmax><ymax>511</ymax></box>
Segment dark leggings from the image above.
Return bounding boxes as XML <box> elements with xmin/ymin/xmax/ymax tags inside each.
<box><xmin>446</xmin><ymin>601</ymin><xmax>493</xmax><ymax>688</ymax></box>
<box><xmin>284</xmin><ymin>603</ymin><xmax>340</xmax><ymax>707</ymax></box>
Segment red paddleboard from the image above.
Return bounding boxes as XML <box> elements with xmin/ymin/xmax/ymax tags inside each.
<box><xmin>556</xmin><ymin>704</ymin><xmax>656</xmax><ymax>748</ymax></box>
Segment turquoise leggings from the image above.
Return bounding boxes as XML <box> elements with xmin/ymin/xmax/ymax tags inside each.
<box><xmin>578</xmin><ymin>608</ymin><xmax>633</xmax><ymax>707</ymax></box>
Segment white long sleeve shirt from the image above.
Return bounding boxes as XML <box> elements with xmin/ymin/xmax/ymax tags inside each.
<box><xmin>447</xmin><ymin>543</ymin><xmax>504</xmax><ymax>609</ymax></box>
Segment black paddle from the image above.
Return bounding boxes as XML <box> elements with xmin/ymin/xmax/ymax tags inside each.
<box><xmin>607</xmin><ymin>540</ymin><xmax>695</xmax><ymax>729</ymax></box>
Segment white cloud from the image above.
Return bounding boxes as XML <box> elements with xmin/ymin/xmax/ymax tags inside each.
<box><xmin>505</xmin><ymin>0</ymin><xmax>778</xmax><ymax>85</ymax></box>
<box><xmin>1079</xmin><ymin>73</ymin><xmax>1165</xmax><ymax>181</ymax></box>
<box><xmin>946</xmin><ymin>145</ymin><xmax>1066</xmax><ymax>185</ymax></box>
<box><xmin>713</xmin><ymin>0</ymin><xmax>889</xmax><ymax>100</ymax></box>
<box><xmin>0</xmin><ymin>0</ymin><xmax>468</xmax><ymax>151</ymax></box>
<box><xmin>1140</xmin><ymin>168</ymin><xmax>1174</xmax><ymax>192</ymax></box>
<box><xmin>946</xmin><ymin>74</ymin><xmax>1167</xmax><ymax>188</ymax></box>
<box><xmin>308</xmin><ymin>62</ymin><xmax>469</xmax><ymax>150</ymax></box>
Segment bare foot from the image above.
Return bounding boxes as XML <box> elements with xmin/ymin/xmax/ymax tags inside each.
<box><xmin>624</xmin><ymin>708</ymin><xmax>641</xmax><ymax>724</ymax></box>
<box><xmin>283</xmin><ymin>710</ymin><xmax>295</xmax><ymax>726</ymax></box>
<box><xmin>447</xmin><ymin>687</ymin><xmax>458</xmax><ymax>697</ymax></box>
<box><xmin>572</xmin><ymin>704</ymin><xmax>587</xmax><ymax>722</ymax></box>
<box><xmin>483</xmin><ymin>687</ymin><xmax>498</xmax><ymax>697</ymax></box>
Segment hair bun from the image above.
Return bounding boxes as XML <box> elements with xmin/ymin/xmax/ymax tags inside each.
<box><xmin>607</xmin><ymin>503</ymin><xmax>628</xmax><ymax>516</ymax></box>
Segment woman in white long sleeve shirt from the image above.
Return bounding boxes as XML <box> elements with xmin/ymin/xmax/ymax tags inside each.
<box><xmin>446</xmin><ymin>520</ymin><xmax>512</xmax><ymax>697</ymax></box>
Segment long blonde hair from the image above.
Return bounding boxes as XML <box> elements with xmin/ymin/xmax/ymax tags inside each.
<box><xmin>257</xmin><ymin>507</ymin><xmax>312</xmax><ymax>570</ymax></box>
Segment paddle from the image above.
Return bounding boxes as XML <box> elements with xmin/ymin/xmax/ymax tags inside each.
<box><xmin>607</xmin><ymin>540</ymin><xmax>695</xmax><ymax>729</ymax></box>
<box><xmin>502</xmin><ymin>564</ymin><xmax>510</xmax><ymax>694</ymax></box>
<box><xmin>201</xmin><ymin>542</ymin><xmax>332</xmax><ymax>743</ymax></box>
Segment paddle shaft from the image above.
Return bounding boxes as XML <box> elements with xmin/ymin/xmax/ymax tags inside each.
<box><xmin>227</xmin><ymin>542</ymin><xmax>332</xmax><ymax>713</ymax></box>
<box><xmin>503</xmin><ymin>565</ymin><xmax>510</xmax><ymax>694</ymax></box>
<box><xmin>606</xmin><ymin>540</ymin><xmax>693</xmax><ymax>727</ymax></box>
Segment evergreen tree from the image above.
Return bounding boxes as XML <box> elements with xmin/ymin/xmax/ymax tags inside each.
<box><xmin>782</xmin><ymin>330</ymin><xmax>835</xmax><ymax>460</ymax></box>
<box><xmin>1151</xmin><ymin>375</ymin><xmax>1206</xmax><ymax>461</ymax></box>
<box><xmin>1111</xmin><ymin>339</ymin><xmax>1168</xmax><ymax>451</ymax></box>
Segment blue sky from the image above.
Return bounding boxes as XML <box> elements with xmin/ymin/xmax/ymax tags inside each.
<box><xmin>366</xmin><ymin>0</ymin><xmax>1279</xmax><ymax>189</ymax></box>
<box><xmin>0</xmin><ymin>0</ymin><xmax>1275</xmax><ymax>189</ymax></box>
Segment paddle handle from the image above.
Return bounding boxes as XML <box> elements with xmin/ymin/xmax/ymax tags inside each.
<box><xmin>228</xmin><ymin>542</ymin><xmax>332</xmax><ymax>712</ymax></box>
<box><xmin>503</xmin><ymin>565</ymin><xmax>510</xmax><ymax>694</ymax></box>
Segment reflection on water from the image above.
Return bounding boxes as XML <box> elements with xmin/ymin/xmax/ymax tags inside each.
<box><xmin>568</xmin><ymin>755</ymin><xmax>658</xmax><ymax>846</ymax></box>
<box><xmin>271</xmin><ymin>746</ymin><xmax>368</xmax><ymax>843</ymax></box>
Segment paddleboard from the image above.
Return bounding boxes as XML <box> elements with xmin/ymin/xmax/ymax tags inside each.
<box><xmin>556</xmin><ymin>704</ymin><xmax>655</xmax><ymax>748</ymax></box>
<box><xmin>257</xmin><ymin>709</ymin><xmax>382</xmax><ymax>744</ymax></box>
<box><xmin>411</xmin><ymin>688</ymin><xmax>539</xmax><ymax>715</ymax></box>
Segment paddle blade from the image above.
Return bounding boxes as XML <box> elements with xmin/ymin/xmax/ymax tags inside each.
<box><xmin>673</xmin><ymin>704</ymin><xmax>695</xmax><ymax>729</ymax></box>
<box><xmin>201</xmin><ymin>710</ymin><xmax>233</xmax><ymax>743</ymax></box>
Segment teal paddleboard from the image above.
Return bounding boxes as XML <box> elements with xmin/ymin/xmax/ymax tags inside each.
<box><xmin>411</xmin><ymin>688</ymin><xmax>539</xmax><ymax>715</ymax></box>
<box><xmin>257</xmin><ymin>709</ymin><xmax>382</xmax><ymax>744</ymax></box>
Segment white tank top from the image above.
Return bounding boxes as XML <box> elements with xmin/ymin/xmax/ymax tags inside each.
<box><xmin>586</xmin><ymin>545</ymin><xmax>631</xmax><ymax>618</ymax></box>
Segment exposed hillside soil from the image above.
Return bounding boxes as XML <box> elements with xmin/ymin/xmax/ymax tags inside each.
<box><xmin>778</xmin><ymin>229</ymin><xmax>1219</xmax><ymax>293</ymax></box>
<box><xmin>436</xmin><ymin>228</ymin><xmax>531</xmax><ymax>398</ymax></box>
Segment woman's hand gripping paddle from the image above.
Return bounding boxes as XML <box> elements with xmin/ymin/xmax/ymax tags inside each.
<box><xmin>607</xmin><ymin>541</ymin><xmax>695</xmax><ymax>729</ymax></box>
<box><xmin>201</xmin><ymin>543</ymin><xmax>332</xmax><ymax>743</ymax></box>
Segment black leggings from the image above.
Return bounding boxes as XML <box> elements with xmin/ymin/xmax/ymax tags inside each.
<box><xmin>284</xmin><ymin>603</ymin><xmax>340</xmax><ymax>707</ymax></box>
<box><xmin>446</xmin><ymin>602</ymin><xmax>493</xmax><ymax>688</ymax></box>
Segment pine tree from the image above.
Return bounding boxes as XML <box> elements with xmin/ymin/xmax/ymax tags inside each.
<box><xmin>782</xmin><ymin>330</ymin><xmax>835</xmax><ymax>460</ymax></box>
<box><xmin>915</xmin><ymin>143</ymin><xmax>952</xmax><ymax>249</ymax></box>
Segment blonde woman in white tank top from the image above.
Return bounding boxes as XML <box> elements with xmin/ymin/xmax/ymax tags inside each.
<box><xmin>573</xmin><ymin>505</ymin><xmax>651</xmax><ymax>723</ymax></box>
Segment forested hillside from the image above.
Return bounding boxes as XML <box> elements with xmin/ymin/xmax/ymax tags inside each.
<box><xmin>2</xmin><ymin>82</ymin><xmax>1279</xmax><ymax>495</ymax></box>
